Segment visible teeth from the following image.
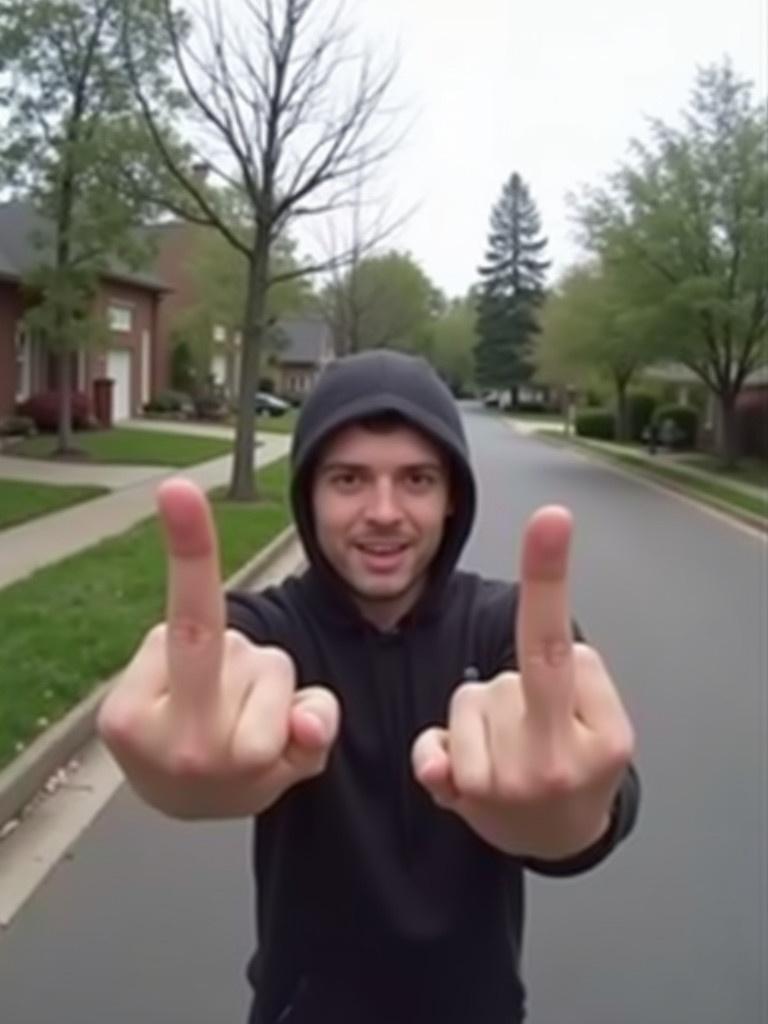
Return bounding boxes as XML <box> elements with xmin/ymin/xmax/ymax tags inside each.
<box><xmin>362</xmin><ymin>545</ymin><xmax>402</xmax><ymax>554</ymax></box>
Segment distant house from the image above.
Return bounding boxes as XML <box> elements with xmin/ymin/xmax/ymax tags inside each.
<box><xmin>149</xmin><ymin>220</ymin><xmax>242</xmax><ymax>398</ymax></box>
<box><xmin>267</xmin><ymin>317</ymin><xmax>336</xmax><ymax>399</ymax></box>
<box><xmin>643</xmin><ymin>360</ymin><xmax>768</xmax><ymax>457</ymax></box>
<box><xmin>0</xmin><ymin>200</ymin><xmax>167</xmax><ymax>423</ymax></box>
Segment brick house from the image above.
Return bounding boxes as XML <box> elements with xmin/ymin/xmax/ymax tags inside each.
<box><xmin>0</xmin><ymin>200</ymin><xmax>167</xmax><ymax>424</ymax></box>
<box><xmin>150</xmin><ymin>221</ymin><xmax>336</xmax><ymax>403</ymax></box>
<box><xmin>149</xmin><ymin>220</ymin><xmax>242</xmax><ymax>397</ymax></box>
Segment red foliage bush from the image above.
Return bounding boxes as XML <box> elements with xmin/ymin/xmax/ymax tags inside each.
<box><xmin>16</xmin><ymin>391</ymin><xmax>94</xmax><ymax>431</ymax></box>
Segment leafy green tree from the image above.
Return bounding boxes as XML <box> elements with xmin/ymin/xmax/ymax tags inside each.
<box><xmin>536</xmin><ymin>262</ymin><xmax>661</xmax><ymax>440</ymax></box>
<box><xmin>475</xmin><ymin>173</ymin><xmax>550</xmax><ymax>404</ymax></box>
<box><xmin>575</xmin><ymin>61</ymin><xmax>768</xmax><ymax>465</ymax></box>
<box><xmin>0</xmin><ymin>0</ymin><xmax>184</xmax><ymax>453</ymax></box>
<box><xmin>431</xmin><ymin>296</ymin><xmax>478</xmax><ymax>395</ymax></box>
<box><xmin>323</xmin><ymin>251</ymin><xmax>440</xmax><ymax>356</ymax></box>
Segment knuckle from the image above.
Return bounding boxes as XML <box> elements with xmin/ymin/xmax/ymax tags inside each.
<box><xmin>536</xmin><ymin>765</ymin><xmax>575</xmax><ymax>797</ymax></box>
<box><xmin>166</xmin><ymin>744</ymin><xmax>216</xmax><ymax>780</ymax></box>
<box><xmin>574</xmin><ymin>643</ymin><xmax>604</xmax><ymax>672</ymax></box>
<box><xmin>520</xmin><ymin>760</ymin><xmax>575</xmax><ymax>800</ymax></box>
<box><xmin>493</xmin><ymin>772</ymin><xmax>525</xmax><ymax>805</ymax></box>
<box><xmin>602</xmin><ymin>725</ymin><xmax>636</xmax><ymax>769</ymax></box>
<box><xmin>453</xmin><ymin>765</ymin><xmax>490</xmax><ymax>801</ymax></box>
<box><xmin>166</xmin><ymin>619</ymin><xmax>218</xmax><ymax>650</ymax></box>
<box><xmin>145</xmin><ymin>623</ymin><xmax>168</xmax><ymax>649</ymax></box>
<box><xmin>96</xmin><ymin>700</ymin><xmax>136</xmax><ymax>748</ymax></box>
<box><xmin>238</xmin><ymin>736</ymin><xmax>284</xmax><ymax>774</ymax></box>
<box><xmin>256</xmin><ymin>645</ymin><xmax>295</xmax><ymax>678</ymax></box>
<box><xmin>450</xmin><ymin>682</ymin><xmax>483</xmax><ymax>715</ymax></box>
<box><xmin>224</xmin><ymin>628</ymin><xmax>253</xmax><ymax>657</ymax></box>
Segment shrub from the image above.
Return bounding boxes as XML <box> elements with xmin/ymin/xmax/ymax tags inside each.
<box><xmin>143</xmin><ymin>390</ymin><xmax>193</xmax><ymax>415</ymax></box>
<box><xmin>575</xmin><ymin>409</ymin><xmax>615</xmax><ymax>440</ymax></box>
<box><xmin>16</xmin><ymin>391</ymin><xmax>94</xmax><ymax>431</ymax></box>
<box><xmin>0</xmin><ymin>414</ymin><xmax>36</xmax><ymax>438</ymax></box>
<box><xmin>626</xmin><ymin>391</ymin><xmax>659</xmax><ymax>442</ymax></box>
<box><xmin>653</xmin><ymin>404</ymin><xmax>699</xmax><ymax>449</ymax></box>
<box><xmin>170</xmin><ymin>341</ymin><xmax>197</xmax><ymax>393</ymax></box>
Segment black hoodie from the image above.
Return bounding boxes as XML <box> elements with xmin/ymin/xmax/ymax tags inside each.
<box><xmin>227</xmin><ymin>350</ymin><xmax>640</xmax><ymax>1024</ymax></box>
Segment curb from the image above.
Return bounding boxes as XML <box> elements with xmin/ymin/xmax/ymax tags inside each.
<box><xmin>533</xmin><ymin>431</ymin><xmax>768</xmax><ymax>535</ymax></box>
<box><xmin>0</xmin><ymin>525</ymin><xmax>299</xmax><ymax>830</ymax></box>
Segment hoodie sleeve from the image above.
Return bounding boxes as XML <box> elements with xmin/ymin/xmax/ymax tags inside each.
<box><xmin>225</xmin><ymin>587</ymin><xmax>284</xmax><ymax>646</ymax></box>
<box><xmin>480</xmin><ymin>580</ymin><xmax>641</xmax><ymax>877</ymax></box>
<box><xmin>522</xmin><ymin>764</ymin><xmax>641</xmax><ymax>877</ymax></box>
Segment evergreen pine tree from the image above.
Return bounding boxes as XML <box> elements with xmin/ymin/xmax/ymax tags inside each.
<box><xmin>474</xmin><ymin>173</ymin><xmax>550</xmax><ymax>404</ymax></box>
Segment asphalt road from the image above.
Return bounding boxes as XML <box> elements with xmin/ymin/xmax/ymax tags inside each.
<box><xmin>1</xmin><ymin>405</ymin><xmax>766</xmax><ymax>1024</ymax></box>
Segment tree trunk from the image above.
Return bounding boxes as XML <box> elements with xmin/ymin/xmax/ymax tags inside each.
<box><xmin>229</xmin><ymin>243</ymin><xmax>269</xmax><ymax>501</ymax></box>
<box><xmin>56</xmin><ymin>351</ymin><xmax>74</xmax><ymax>454</ymax></box>
<box><xmin>716</xmin><ymin>390</ymin><xmax>740</xmax><ymax>469</ymax></box>
<box><xmin>614</xmin><ymin>376</ymin><xmax>630</xmax><ymax>443</ymax></box>
<box><xmin>54</xmin><ymin>162</ymin><xmax>77</xmax><ymax>457</ymax></box>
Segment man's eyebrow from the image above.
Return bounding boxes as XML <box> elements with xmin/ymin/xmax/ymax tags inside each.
<box><xmin>318</xmin><ymin>460</ymin><xmax>445</xmax><ymax>473</ymax></box>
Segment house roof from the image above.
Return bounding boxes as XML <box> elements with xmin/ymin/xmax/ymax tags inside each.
<box><xmin>271</xmin><ymin>317</ymin><xmax>334</xmax><ymax>365</ymax></box>
<box><xmin>0</xmin><ymin>200</ymin><xmax>167</xmax><ymax>292</ymax></box>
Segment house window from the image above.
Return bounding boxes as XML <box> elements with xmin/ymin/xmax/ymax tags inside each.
<box><xmin>108</xmin><ymin>304</ymin><xmax>133</xmax><ymax>333</ymax></box>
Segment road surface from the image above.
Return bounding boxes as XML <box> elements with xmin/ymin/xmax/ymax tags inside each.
<box><xmin>1</xmin><ymin>405</ymin><xmax>765</xmax><ymax>1023</ymax></box>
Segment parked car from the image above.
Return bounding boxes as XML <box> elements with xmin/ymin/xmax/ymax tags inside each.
<box><xmin>255</xmin><ymin>391</ymin><xmax>290</xmax><ymax>416</ymax></box>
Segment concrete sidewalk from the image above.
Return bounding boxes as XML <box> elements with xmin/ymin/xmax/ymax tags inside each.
<box><xmin>121</xmin><ymin>417</ymin><xmax>289</xmax><ymax>440</ymax></box>
<box><xmin>0</xmin><ymin>434</ymin><xmax>291</xmax><ymax>591</ymax></box>
<box><xmin>0</xmin><ymin>454</ymin><xmax>167</xmax><ymax>490</ymax></box>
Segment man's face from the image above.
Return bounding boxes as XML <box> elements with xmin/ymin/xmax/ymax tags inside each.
<box><xmin>312</xmin><ymin>423</ymin><xmax>453</xmax><ymax>626</ymax></box>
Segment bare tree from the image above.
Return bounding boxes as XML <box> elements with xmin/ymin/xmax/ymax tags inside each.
<box><xmin>122</xmin><ymin>0</ymin><xmax>401</xmax><ymax>499</ymax></box>
<box><xmin>319</xmin><ymin>172</ymin><xmax>414</xmax><ymax>356</ymax></box>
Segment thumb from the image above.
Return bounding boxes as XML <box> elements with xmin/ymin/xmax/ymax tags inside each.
<box><xmin>281</xmin><ymin>686</ymin><xmax>341</xmax><ymax>780</ymax></box>
<box><xmin>411</xmin><ymin>726</ymin><xmax>457</xmax><ymax>808</ymax></box>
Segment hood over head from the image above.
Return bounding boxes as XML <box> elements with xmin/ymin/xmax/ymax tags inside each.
<box><xmin>289</xmin><ymin>349</ymin><xmax>476</xmax><ymax>623</ymax></box>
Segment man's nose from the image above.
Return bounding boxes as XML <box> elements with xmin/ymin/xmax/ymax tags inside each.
<box><xmin>365</xmin><ymin>479</ymin><xmax>403</xmax><ymax>524</ymax></box>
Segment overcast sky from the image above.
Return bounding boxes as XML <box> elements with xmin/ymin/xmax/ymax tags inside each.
<box><xmin>321</xmin><ymin>0</ymin><xmax>767</xmax><ymax>298</ymax></box>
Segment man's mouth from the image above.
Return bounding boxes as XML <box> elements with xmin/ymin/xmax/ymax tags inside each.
<box><xmin>354</xmin><ymin>541</ymin><xmax>410</xmax><ymax>573</ymax></box>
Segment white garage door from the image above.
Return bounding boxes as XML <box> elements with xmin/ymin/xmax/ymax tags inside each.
<box><xmin>107</xmin><ymin>349</ymin><xmax>132</xmax><ymax>422</ymax></box>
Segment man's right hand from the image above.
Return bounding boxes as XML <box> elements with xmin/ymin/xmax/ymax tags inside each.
<box><xmin>97</xmin><ymin>478</ymin><xmax>340</xmax><ymax>820</ymax></box>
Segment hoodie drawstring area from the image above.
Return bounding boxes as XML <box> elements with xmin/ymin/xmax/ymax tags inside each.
<box><xmin>362</xmin><ymin>623</ymin><xmax>420</xmax><ymax>859</ymax></box>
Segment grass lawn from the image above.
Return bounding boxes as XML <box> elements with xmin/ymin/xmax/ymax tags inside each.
<box><xmin>678</xmin><ymin>453</ymin><xmax>768</xmax><ymax>491</ymax></box>
<box><xmin>0</xmin><ymin>458</ymin><xmax>291</xmax><ymax>772</ymax></box>
<box><xmin>0</xmin><ymin>480</ymin><xmax>107</xmax><ymax>532</ymax></box>
<box><xmin>7</xmin><ymin>428</ymin><xmax>233</xmax><ymax>467</ymax></box>
<box><xmin>539</xmin><ymin>431</ymin><xmax>768</xmax><ymax>521</ymax></box>
<box><xmin>255</xmin><ymin>409</ymin><xmax>299</xmax><ymax>435</ymax></box>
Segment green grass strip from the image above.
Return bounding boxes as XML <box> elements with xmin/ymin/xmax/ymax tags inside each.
<box><xmin>0</xmin><ymin>458</ymin><xmax>291</xmax><ymax>771</ymax></box>
<box><xmin>539</xmin><ymin>431</ymin><xmax>768</xmax><ymax>521</ymax></box>
<box><xmin>8</xmin><ymin>428</ymin><xmax>233</xmax><ymax>467</ymax></box>
<box><xmin>0</xmin><ymin>480</ymin><xmax>107</xmax><ymax>531</ymax></box>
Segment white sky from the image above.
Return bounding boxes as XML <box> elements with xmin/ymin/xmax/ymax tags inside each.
<box><xmin>327</xmin><ymin>0</ymin><xmax>767</xmax><ymax>298</ymax></box>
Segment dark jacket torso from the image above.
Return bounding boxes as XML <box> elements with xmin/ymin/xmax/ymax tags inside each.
<box><xmin>227</xmin><ymin>568</ymin><xmax>639</xmax><ymax>1024</ymax></box>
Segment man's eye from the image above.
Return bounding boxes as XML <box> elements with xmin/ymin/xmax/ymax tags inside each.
<box><xmin>331</xmin><ymin>472</ymin><xmax>359</xmax><ymax>488</ymax></box>
<box><xmin>406</xmin><ymin>472</ymin><xmax>437</xmax><ymax>489</ymax></box>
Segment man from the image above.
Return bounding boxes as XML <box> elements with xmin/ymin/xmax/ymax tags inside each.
<box><xmin>98</xmin><ymin>350</ymin><xmax>640</xmax><ymax>1024</ymax></box>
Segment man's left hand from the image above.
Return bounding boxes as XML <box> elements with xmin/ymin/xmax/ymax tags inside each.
<box><xmin>412</xmin><ymin>505</ymin><xmax>636</xmax><ymax>861</ymax></box>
